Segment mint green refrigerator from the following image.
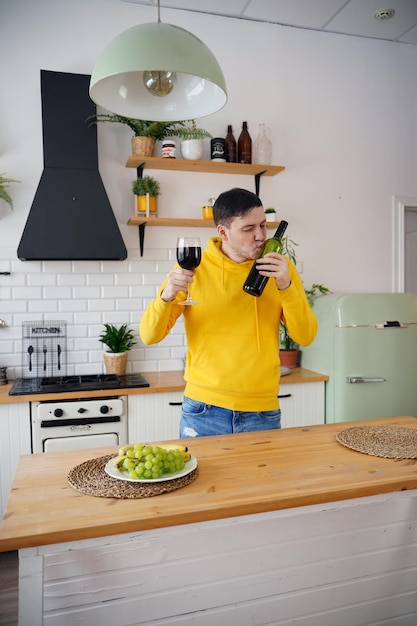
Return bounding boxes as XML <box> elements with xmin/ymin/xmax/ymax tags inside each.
<box><xmin>301</xmin><ymin>293</ymin><xmax>417</xmax><ymax>423</ymax></box>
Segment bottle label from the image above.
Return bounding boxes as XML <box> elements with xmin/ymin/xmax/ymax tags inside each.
<box><xmin>211</xmin><ymin>138</ymin><xmax>226</xmax><ymax>161</ymax></box>
<box><xmin>239</xmin><ymin>150</ymin><xmax>251</xmax><ymax>164</ymax></box>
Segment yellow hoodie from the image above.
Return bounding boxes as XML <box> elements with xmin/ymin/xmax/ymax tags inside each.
<box><xmin>140</xmin><ymin>237</ymin><xmax>317</xmax><ymax>411</ymax></box>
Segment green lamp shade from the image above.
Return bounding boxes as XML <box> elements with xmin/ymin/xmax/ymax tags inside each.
<box><xmin>89</xmin><ymin>22</ymin><xmax>227</xmax><ymax>121</ymax></box>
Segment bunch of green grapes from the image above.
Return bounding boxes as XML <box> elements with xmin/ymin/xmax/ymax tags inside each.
<box><xmin>115</xmin><ymin>444</ymin><xmax>185</xmax><ymax>480</ymax></box>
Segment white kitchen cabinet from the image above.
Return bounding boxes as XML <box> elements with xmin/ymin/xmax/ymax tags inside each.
<box><xmin>127</xmin><ymin>381</ymin><xmax>325</xmax><ymax>442</ymax></box>
<box><xmin>127</xmin><ymin>392</ymin><xmax>183</xmax><ymax>442</ymax></box>
<box><xmin>0</xmin><ymin>402</ymin><xmax>31</xmax><ymax>519</ymax></box>
<box><xmin>279</xmin><ymin>381</ymin><xmax>325</xmax><ymax>427</ymax></box>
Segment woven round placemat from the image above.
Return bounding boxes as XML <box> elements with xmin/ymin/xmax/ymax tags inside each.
<box><xmin>67</xmin><ymin>454</ymin><xmax>198</xmax><ymax>499</ymax></box>
<box><xmin>336</xmin><ymin>425</ymin><xmax>417</xmax><ymax>459</ymax></box>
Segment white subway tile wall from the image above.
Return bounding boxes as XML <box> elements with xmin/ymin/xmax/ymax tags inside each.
<box><xmin>0</xmin><ymin>245</ymin><xmax>187</xmax><ymax>379</ymax></box>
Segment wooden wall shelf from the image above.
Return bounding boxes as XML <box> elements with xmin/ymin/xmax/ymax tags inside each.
<box><xmin>128</xmin><ymin>217</ymin><xmax>280</xmax><ymax>228</ymax></box>
<box><xmin>125</xmin><ymin>156</ymin><xmax>285</xmax><ymax>177</ymax></box>
<box><xmin>126</xmin><ymin>155</ymin><xmax>285</xmax><ymax>255</ymax></box>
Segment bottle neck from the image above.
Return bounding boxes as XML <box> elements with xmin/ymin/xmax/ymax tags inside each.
<box><xmin>273</xmin><ymin>220</ymin><xmax>288</xmax><ymax>239</ymax></box>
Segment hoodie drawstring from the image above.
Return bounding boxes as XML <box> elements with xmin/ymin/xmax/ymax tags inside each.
<box><xmin>254</xmin><ymin>297</ymin><xmax>261</xmax><ymax>353</ymax></box>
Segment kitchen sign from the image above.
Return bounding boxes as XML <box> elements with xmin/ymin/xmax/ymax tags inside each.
<box><xmin>22</xmin><ymin>320</ymin><xmax>67</xmax><ymax>378</ymax></box>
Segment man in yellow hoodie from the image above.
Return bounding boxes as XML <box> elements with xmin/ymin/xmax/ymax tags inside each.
<box><xmin>140</xmin><ymin>187</ymin><xmax>317</xmax><ymax>438</ymax></box>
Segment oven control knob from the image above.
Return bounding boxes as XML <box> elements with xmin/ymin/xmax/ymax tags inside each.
<box><xmin>54</xmin><ymin>408</ymin><xmax>64</xmax><ymax>417</ymax></box>
<box><xmin>100</xmin><ymin>405</ymin><xmax>110</xmax><ymax>414</ymax></box>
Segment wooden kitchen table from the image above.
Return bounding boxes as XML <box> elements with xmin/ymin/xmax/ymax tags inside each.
<box><xmin>1</xmin><ymin>416</ymin><xmax>417</xmax><ymax>625</ymax></box>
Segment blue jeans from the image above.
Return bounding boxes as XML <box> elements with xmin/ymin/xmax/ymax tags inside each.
<box><xmin>180</xmin><ymin>396</ymin><xmax>281</xmax><ymax>438</ymax></box>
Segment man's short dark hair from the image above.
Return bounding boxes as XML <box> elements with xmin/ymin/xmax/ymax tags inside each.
<box><xmin>213</xmin><ymin>188</ymin><xmax>263</xmax><ymax>227</ymax></box>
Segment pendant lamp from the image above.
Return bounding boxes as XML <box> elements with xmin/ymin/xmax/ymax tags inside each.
<box><xmin>89</xmin><ymin>0</ymin><xmax>227</xmax><ymax>121</ymax></box>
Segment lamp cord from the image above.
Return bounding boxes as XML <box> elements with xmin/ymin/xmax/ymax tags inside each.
<box><xmin>157</xmin><ymin>0</ymin><xmax>161</xmax><ymax>23</ymax></box>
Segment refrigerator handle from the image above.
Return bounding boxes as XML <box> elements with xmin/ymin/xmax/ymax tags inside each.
<box><xmin>346</xmin><ymin>377</ymin><xmax>386</xmax><ymax>384</ymax></box>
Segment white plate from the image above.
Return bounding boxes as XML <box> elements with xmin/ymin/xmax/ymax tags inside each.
<box><xmin>104</xmin><ymin>455</ymin><xmax>198</xmax><ymax>483</ymax></box>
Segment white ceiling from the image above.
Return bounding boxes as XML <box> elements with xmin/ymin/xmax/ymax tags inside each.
<box><xmin>123</xmin><ymin>0</ymin><xmax>417</xmax><ymax>45</ymax></box>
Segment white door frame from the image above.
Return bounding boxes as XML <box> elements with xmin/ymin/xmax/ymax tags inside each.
<box><xmin>392</xmin><ymin>195</ymin><xmax>417</xmax><ymax>292</ymax></box>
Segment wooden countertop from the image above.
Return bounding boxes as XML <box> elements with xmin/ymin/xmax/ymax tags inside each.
<box><xmin>0</xmin><ymin>368</ymin><xmax>328</xmax><ymax>404</ymax></box>
<box><xmin>0</xmin><ymin>415</ymin><xmax>415</xmax><ymax>553</ymax></box>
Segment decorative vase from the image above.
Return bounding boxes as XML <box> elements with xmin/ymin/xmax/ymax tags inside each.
<box><xmin>265</xmin><ymin>212</ymin><xmax>276</xmax><ymax>222</ymax></box>
<box><xmin>180</xmin><ymin>139</ymin><xmax>204</xmax><ymax>160</ymax></box>
<box><xmin>279</xmin><ymin>349</ymin><xmax>299</xmax><ymax>369</ymax></box>
<box><xmin>103</xmin><ymin>352</ymin><xmax>128</xmax><ymax>375</ymax></box>
<box><xmin>136</xmin><ymin>194</ymin><xmax>157</xmax><ymax>216</ymax></box>
<box><xmin>131</xmin><ymin>136</ymin><xmax>155</xmax><ymax>157</ymax></box>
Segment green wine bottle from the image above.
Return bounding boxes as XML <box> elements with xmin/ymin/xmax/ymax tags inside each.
<box><xmin>243</xmin><ymin>220</ymin><xmax>288</xmax><ymax>297</ymax></box>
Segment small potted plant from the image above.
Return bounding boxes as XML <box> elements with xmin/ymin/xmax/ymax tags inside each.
<box><xmin>279</xmin><ymin>236</ymin><xmax>331</xmax><ymax>368</ymax></box>
<box><xmin>0</xmin><ymin>173</ymin><xmax>19</xmax><ymax>210</ymax></box>
<box><xmin>132</xmin><ymin>175</ymin><xmax>161</xmax><ymax>216</ymax></box>
<box><xmin>99</xmin><ymin>323</ymin><xmax>136</xmax><ymax>375</ymax></box>
<box><xmin>265</xmin><ymin>207</ymin><xmax>277</xmax><ymax>222</ymax></box>
<box><xmin>87</xmin><ymin>114</ymin><xmax>183</xmax><ymax>157</ymax></box>
<box><xmin>166</xmin><ymin>119</ymin><xmax>212</xmax><ymax>160</ymax></box>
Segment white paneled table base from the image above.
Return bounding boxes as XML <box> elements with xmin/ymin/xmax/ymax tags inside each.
<box><xmin>19</xmin><ymin>489</ymin><xmax>417</xmax><ymax>626</ymax></box>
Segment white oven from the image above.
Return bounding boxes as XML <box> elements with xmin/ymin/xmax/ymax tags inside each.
<box><xmin>31</xmin><ymin>396</ymin><xmax>128</xmax><ymax>453</ymax></box>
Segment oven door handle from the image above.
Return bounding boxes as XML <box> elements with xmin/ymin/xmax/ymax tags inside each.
<box><xmin>40</xmin><ymin>416</ymin><xmax>121</xmax><ymax>427</ymax></box>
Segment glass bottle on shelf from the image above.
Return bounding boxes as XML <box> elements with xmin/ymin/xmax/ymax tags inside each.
<box><xmin>225</xmin><ymin>125</ymin><xmax>237</xmax><ymax>162</ymax></box>
<box><xmin>253</xmin><ymin>123</ymin><xmax>272</xmax><ymax>165</ymax></box>
<box><xmin>238</xmin><ymin>121</ymin><xmax>252</xmax><ymax>164</ymax></box>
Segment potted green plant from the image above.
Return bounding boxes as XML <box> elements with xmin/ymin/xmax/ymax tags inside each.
<box><xmin>0</xmin><ymin>173</ymin><xmax>19</xmax><ymax>210</ymax></box>
<box><xmin>166</xmin><ymin>119</ymin><xmax>212</xmax><ymax>160</ymax></box>
<box><xmin>132</xmin><ymin>175</ymin><xmax>161</xmax><ymax>216</ymax></box>
<box><xmin>279</xmin><ymin>236</ymin><xmax>331</xmax><ymax>368</ymax></box>
<box><xmin>99</xmin><ymin>323</ymin><xmax>136</xmax><ymax>375</ymax></box>
<box><xmin>264</xmin><ymin>207</ymin><xmax>277</xmax><ymax>222</ymax></box>
<box><xmin>87</xmin><ymin>114</ymin><xmax>184</xmax><ymax>157</ymax></box>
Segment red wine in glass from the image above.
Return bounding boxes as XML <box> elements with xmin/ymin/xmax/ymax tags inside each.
<box><xmin>176</xmin><ymin>237</ymin><xmax>202</xmax><ymax>305</ymax></box>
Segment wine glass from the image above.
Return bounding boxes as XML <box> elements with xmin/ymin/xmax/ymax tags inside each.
<box><xmin>176</xmin><ymin>236</ymin><xmax>202</xmax><ymax>305</ymax></box>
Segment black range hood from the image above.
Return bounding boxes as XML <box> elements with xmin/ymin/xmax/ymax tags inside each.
<box><xmin>18</xmin><ymin>70</ymin><xmax>127</xmax><ymax>261</ymax></box>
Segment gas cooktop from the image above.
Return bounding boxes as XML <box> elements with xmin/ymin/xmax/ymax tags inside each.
<box><xmin>9</xmin><ymin>373</ymin><xmax>149</xmax><ymax>396</ymax></box>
